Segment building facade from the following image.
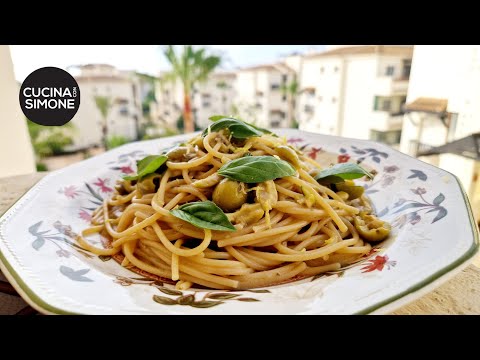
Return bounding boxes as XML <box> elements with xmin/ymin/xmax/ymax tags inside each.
<box><xmin>233</xmin><ymin>64</ymin><xmax>295</xmax><ymax>129</ymax></box>
<box><xmin>193</xmin><ymin>72</ymin><xmax>236</xmax><ymax>129</ymax></box>
<box><xmin>399</xmin><ymin>45</ymin><xmax>480</xmax><ymax>219</ymax></box>
<box><xmin>297</xmin><ymin>46</ymin><xmax>413</xmax><ymax>148</ymax></box>
<box><xmin>70</xmin><ymin>64</ymin><xmax>145</xmax><ymax>149</ymax></box>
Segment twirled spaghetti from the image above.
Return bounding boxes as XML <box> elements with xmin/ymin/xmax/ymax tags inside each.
<box><xmin>79</xmin><ymin>119</ymin><xmax>391</xmax><ymax>290</ymax></box>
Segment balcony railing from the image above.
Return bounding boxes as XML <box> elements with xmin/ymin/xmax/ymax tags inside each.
<box><xmin>409</xmin><ymin>140</ymin><xmax>435</xmax><ymax>157</ymax></box>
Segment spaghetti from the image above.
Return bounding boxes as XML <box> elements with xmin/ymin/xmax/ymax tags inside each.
<box><xmin>78</xmin><ymin>118</ymin><xmax>390</xmax><ymax>290</ymax></box>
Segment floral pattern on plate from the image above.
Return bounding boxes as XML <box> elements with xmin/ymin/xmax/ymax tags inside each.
<box><xmin>0</xmin><ymin>129</ymin><xmax>477</xmax><ymax>315</ymax></box>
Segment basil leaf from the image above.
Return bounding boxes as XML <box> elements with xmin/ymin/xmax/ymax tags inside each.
<box><xmin>215</xmin><ymin>115</ymin><xmax>272</xmax><ymax>134</ymax></box>
<box><xmin>314</xmin><ymin>163</ymin><xmax>373</xmax><ymax>184</ymax></box>
<box><xmin>123</xmin><ymin>155</ymin><xmax>168</xmax><ymax>181</ymax></box>
<box><xmin>202</xmin><ymin>117</ymin><xmax>263</xmax><ymax>139</ymax></box>
<box><xmin>209</xmin><ymin>115</ymin><xmax>227</xmax><ymax>122</ymax></box>
<box><xmin>218</xmin><ymin>156</ymin><xmax>296</xmax><ymax>183</ymax></box>
<box><xmin>170</xmin><ymin>201</ymin><xmax>236</xmax><ymax>232</ymax></box>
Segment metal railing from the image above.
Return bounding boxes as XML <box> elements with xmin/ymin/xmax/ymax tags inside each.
<box><xmin>409</xmin><ymin>140</ymin><xmax>434</xmax><ymax>156</ymax></box>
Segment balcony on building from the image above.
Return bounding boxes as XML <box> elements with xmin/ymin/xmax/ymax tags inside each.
<box><xmin>371</xmin><ymin>94</ymin><xmax>406</xmax><ymax>132</ymax></box>
<box><xmin>374</xmin><ymin>60</ymin><xmax>411</xmax><ymax>96</ymax></box>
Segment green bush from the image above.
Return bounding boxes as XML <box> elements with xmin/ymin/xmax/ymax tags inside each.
<box><xmin>27</xmin><ymin>119</ymin><xmax>74</xmax><ymax>157</ymax></box>
<box><xmin>106</xmin><ymin>135</ymin><xmax>129</xmax><ymax>150</ymax></box>
<box><xmin>36</xmin><ymin>163</ymin><xmax>48</xmax><ymax>172</ymax></box>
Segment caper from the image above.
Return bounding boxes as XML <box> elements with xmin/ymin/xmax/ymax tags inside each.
<box><xmin>212</xmin><ymin>179</ymin><xmax>247</xmax><ymax>212</ymax></box>
<box><xmin>336</xmin><ymin>182</ymin><xmax>365</xmax><ymax>200</ymax></box>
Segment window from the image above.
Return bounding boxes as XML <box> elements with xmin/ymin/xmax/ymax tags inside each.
<box><xmin>370</xmin><ymin>129</ymin><xmax>402</xmax><ymax>145</ymax></box>
<box><xmin>282</xmin><ymin>95</ymin><xmax>287</xmax><ymax>102</ymax></box>
<box><xmin>255</xmin><ymin>103</ymin><xmax>262</xmax><ymax>109</ymax></box>
<box><xmin>332</xmin><ymin>97</ymin><xmax>337</xmax><ymax>104</ymax></box>
<box><xmin>164</xmin><ymin>110</ymin><xmax>170</xmax><ymax>116</ymax></box>
<box><xmin>447</xmin><ymin>113</ymin><xmax>458</xmax><ymax>142</ymax></box>
<box><xmin>271</xmin><ymin>120</ymin><xmax>281</xmax><ymax>127</ymax></box>
<box><xmin>304</xmin><ymin>105</ymin><xmax>314</xmax><ymax>114</ymax></box>
<box><xmin>381</xmin><ymin>99</ymin><xmax>391</xmax><ymax>111</ymax></box>
<box><xmin>402</xmin><ymin>59</ymin><xmax>411</xmax><ymax>78</ymax></box>
<box><xmin>202</xmin><ymin>102</ymin><xmax>211</xmax><ymax>108</ymax></box>
<box><xmin>282</xmin><ymin>74</ymin><xmax>287</xmax><ymax>83</ymax></box>
<box><xmin>334</xmin><ymin>66</ymin><xmax>339</xmax><ymax>73</ymax></box>
<box><xmin>385</xmin><ymin>66</ymin><xmax>395</xmax><ymax>76</ymax></box>
<box><xmin>374</xmin><ymin>96</ymin><xmax>393</xmax><ymax>112</ymax></box>
<box><xmin>119</xmin><ymin>106</ymin><xmax>129</xmax><ymax>116</ymax></box>
<box><xmin>320</xmin><ymin>67</ymin><xmax>324</xmax><ymax>74</ymax></box>
<box><xmin>271</xmin><ymin>84</ymin><xmax>280</xmax><ymax>90</ymax></box>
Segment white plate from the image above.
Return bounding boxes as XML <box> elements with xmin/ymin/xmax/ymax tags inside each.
<box><xmin>0</xmin><ymin>130</ymin><xmax>478</xmax><ymax>314</ymax></box>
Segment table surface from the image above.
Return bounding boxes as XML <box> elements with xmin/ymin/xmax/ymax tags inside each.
<box><xmin>1</xmin><ymin>172</ymin><xmax>479</xmax><ymax>315</ymax></box>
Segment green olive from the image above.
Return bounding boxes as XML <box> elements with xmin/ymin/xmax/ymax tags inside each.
<box><xmin>276</xmin><ymin>145</ymin><xmax>301</xmax><ymax>168</ymax></box>
<box><xmin>212</xmin><ymin>179</ymin><xmax>247</xmax><ymax>212</ymax></box>
<box><xmin>336</xmin><ymin>182</ymin><xmax>365</xmax><ymax>200</ymax></box>
<box><xmin>354</xmin><ymin>212</ymin><xmax>390</xmax><ymax>242</ymax></box>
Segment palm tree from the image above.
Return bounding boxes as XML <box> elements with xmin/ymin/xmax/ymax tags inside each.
<box><xmin>281</xmin><ymin>79</ymin><xmax>299</xmax><ymax>128</ymax></box>
<box><xmin>163</xmin><ymin>45</ymin><xmax>222</xmax><ymax>133</ymax></box>
<box><xmin>94</xmin><ymin>95</ymin><xmax>111</xmax><ymax>148</ymax></box>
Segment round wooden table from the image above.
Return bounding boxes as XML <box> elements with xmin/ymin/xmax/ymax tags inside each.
<box><xmin>1</xmin><ymin>172</ymin><xmax>479</xmax><ymax>315</ymax></box>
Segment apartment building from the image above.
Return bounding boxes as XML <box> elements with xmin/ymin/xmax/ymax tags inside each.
<box><xmin>297</xmin><ymin>45</ymin><xmax>413</xmax><ymax>148</ymax></box>
<box><xmin>152</xmin><ymin>63</ymin><xmax>296</xmax><ymax>131</ymax></box>
<box><xmin>150</xmin><ymin>74</ymin><xmax>183</xmax><ymax>129</ymax></box>
<box><xmin>193</xmin><ymin>72</ymin><xmax>236</xmax><ymax>129</ymax></box>
<box><xmin>234</xmin><ymin>63</ymin><xmax>295</xmax><ymax>129</ymax></box>
<box><xmin>71</xmin><ymin>64</ymin><xmax>145</xmax><ymax>149</ymax></box>
<box><xmin>399</xmin><ymin>45</ymin><xmax>480</xmax><ymax>218</ymax></box>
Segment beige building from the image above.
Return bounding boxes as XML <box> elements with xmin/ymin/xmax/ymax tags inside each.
<box><xmin>297</xmin><ymin>45</ymin><xmax>412</xmax><ymax>148</ymax></box>
<box><xmin>70</xmin><ymin>64</ymin><xmax>144</xmax><ymax>149</ymax></box>
<box><xmin>399</xmin><ymin>45</ymin><xmax>480</xmax><ymax>220</ymax></box>
<box><xmin>233</xmin><ymin>63</ymin><xmax>295</xmax><ymax>128</ymax></box>
<box><xmin>0</xmin><ymin>45</ymin><xmax>35</xmax><ymax>178</ymax></box>
<box><xmin>193</xmin><ymin>72</ymin><xmax>236</xmax><ymax>129</ymax></box>
<box><xmin>150</xmin><ymin>74</ymin><xmax>184</xmax><ymax>130</ymax></box>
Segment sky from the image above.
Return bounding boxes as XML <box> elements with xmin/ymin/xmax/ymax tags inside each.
<box><xmin>10</xmin><ymin>45</ymin><xmax>325</xmax><ymax>82</ymax></box>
